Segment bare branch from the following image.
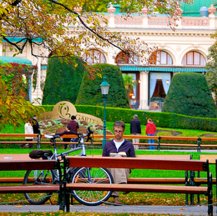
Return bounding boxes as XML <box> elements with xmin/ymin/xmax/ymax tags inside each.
<box><xmin>48</xmin><ymin>0</ymin><xmax>127</xmax><ymax>53</ymax></box>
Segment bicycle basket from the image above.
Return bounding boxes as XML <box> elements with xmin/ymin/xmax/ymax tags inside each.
<box><xmin>29</xmin><ymin>150</ymin><xmax>53</xmax><ymax>159</ymax></box>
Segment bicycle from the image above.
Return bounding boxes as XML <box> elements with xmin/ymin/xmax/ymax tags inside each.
<box><xmin>23</xmin><ymin>127</ymin><xmax>114</xmax><ymax>206</ymax></box>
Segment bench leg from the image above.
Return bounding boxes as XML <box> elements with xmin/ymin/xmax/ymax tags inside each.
<box><xmin>185</xmin><ymin>193</ymin><xmax>189</xmax><ymax>205</ymax></box>
<box><xmin>190</xmin><ymin>194</ymin><xmax>194</xmax><ymax>205</ymax></box>
<box><xmin>208</xmin><ymin>173</ymin><xmax>213</xmax><ymax>216</ymax></box>
<box><xmin>65</xmin><ymin>191</ymin><xmax>70</xmax><ymax>212</ymax></box>
<box><xmin>58</xmin><ymin>187</ymin><xmax>65</xmax><ymax>211</ymax></box>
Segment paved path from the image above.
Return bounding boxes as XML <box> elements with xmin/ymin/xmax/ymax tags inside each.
<box><xmin>0</xmin><ymin>205</ymin><xmax>216</xmax><ymax>215</ymax></box>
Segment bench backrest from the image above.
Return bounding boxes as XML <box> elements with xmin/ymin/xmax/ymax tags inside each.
<box><xmin>200</xmin><ymin>155</ymin><xmax>217</xmax><ymax>164</ymax></box>
<box><xmin>0</xmin><ymin>160</ymin><xmax>58</xmax><ymax>171</ymax></box>
<box><xmin>136</xmin><ymin>155</ymin><xmax>192</xmax><ymax>160</ymax></box>
<box><xmin>65</xmin><ymin>156</ymin><xmax>208</xmax><ymax>172</ymax></box>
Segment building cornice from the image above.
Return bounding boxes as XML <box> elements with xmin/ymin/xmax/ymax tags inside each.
<box><xmin>108</xmin><ymin>29</ymin><xmax>215</xmax><ymax>37</ymax></box>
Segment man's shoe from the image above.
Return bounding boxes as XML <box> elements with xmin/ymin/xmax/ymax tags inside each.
<box><xmin>113</xmin><ymin>197</ymin><xmax>122</xmax><ymax>206</ymax></box>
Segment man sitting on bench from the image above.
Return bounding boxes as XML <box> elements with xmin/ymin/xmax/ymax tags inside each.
<box><xmin>102</xmin><ymin>121</ymin><xmax>136</xmax><ymax>205</ymax></box>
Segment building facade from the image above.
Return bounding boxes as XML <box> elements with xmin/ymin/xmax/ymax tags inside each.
<box><xmin>1</xmin><ymin>1</ymin><xmax>217</xmax><ymax>109</ymax></box>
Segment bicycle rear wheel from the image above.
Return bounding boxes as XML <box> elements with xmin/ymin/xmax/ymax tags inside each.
<box><xmin>70</xmin><ymin>167</ymin><xmax>113</xmax><ymax>206</ymax></box>
<box><xmin>23</xmin><ymin>169</ymin><xmax>55</xmax><ymax>205</ymax></box>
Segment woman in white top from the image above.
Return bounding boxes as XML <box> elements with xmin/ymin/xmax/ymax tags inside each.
<box><xmin>24</xmin><ymin>118</ymin><xmax>34</xmax><ymax>148</ymax></box>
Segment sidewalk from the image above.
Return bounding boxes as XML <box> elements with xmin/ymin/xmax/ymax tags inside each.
<box><xmin>0</xmin><ymin>204</ymin><xmax>216</xmax><ymax>215</ymax></box>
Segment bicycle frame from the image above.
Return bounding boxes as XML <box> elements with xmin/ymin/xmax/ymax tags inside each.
<box><xmin>50</xmin><ymin>134</ymin><xmax>87</xmax><ymax>161</ymax></box>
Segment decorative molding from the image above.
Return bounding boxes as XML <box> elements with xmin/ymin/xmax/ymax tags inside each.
<box><xmin>109</xmin><ymin>30</ymin><xmax>213</xmax><ymax>37</ymax></box>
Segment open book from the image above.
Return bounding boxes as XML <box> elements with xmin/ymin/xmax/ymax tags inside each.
<box><xmin>110</xmin><ymin>152</ymin><xmax>127</xmax><ymax>157</ymax></box>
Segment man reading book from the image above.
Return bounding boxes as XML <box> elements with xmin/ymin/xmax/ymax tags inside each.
<box><xmin>102</xmin><ymin>121</ymin><xmax>136</xmax><ymax>205</ymax></box>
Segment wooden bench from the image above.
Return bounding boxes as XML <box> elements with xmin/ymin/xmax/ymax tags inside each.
<box><xmin>199</xmin><ymin>138</ymin><xmax>217</xmax><ymax>151</ymax></box>
<box><xmin>128</xmin><ymin>155</ymin><xmax>191</xmax><ymax>192</ymax></box>
<box><xmin>1</xmin><ymin>133</ymin><xmax>217</xmax><ymax>150</ymax></box>
<box><xmin>0</xmin><ymin>159</ymin><xmax>61</xmax><ymax>205</ymax></box>
<box><xmin>200</xmin><ymin>155</ymin><xmax>217</xmax><ymax>205</ymax></box>
<box><xmin>0</xmin><ymin>133</ymin><xmax>39</xmax><ymax>147</ymax></box>
<box><xmin>0</xmin><ymin>154</ymin><xmax>191</xmax><ymax>185</ymax></box>
<box><xmin>62</xmin><ymin>156</ymin><xmax>213</xmax><ymax>215</ymax></box>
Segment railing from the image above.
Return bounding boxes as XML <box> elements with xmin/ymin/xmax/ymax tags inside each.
<box><xmin>0</xmin><ymin>134</ymin><xmax>217</xmax><ymax>151</ymax></box>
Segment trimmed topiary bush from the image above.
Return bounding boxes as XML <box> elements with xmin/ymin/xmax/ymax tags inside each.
<box><xmin>76</xmin><ymin>64</ymin><xmax>129</xmax><ymax>108</ymax></box>
<box><xmin>162</xmin><ymin>73</ymin><xmax>217</xmax><ymax>118</ymax></box>
<box><xmin>42</xmin><ymin>56</ymin><xmax>86</xmax><ymax>105</ymax></box>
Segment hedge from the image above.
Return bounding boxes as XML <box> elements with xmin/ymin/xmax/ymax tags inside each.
<box><xmin>40</xmin><ymin>105</ymin><xmax>217</xmax><ymax>132</ymax></box>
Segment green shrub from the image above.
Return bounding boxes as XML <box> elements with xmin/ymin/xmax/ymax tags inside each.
<box><xmin>39</xmin><ymin>104</ymin><xmax>217</xmax><ymax>132</ymax></box>
<box><xmin>76</xmin><ymin>64</ymin><xmax>129</xmax><ymax>108</ymax></box>
<box><xmin>42</xmin><ymin>56</ymin><xmax>86</xmax><ymax>105</ymax></box>
<box><xmin>162</xmin><ymin>73</ymin><xmax>217</xmax><ymax>118</ymax></box>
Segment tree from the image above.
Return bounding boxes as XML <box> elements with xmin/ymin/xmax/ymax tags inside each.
<box><xmin>0</xmin><ymin>64</ymin><xmax>42</xmax><ymax>128</ymax></box>
<box><xmin>76</xmin><ymin>64</ymin><xmax>129</xmax><ymax>108</ymax></box>
<box><xmin>162</xmin><ymin>73</ymin><xmax>217</xmax><ymax>118</ymax></box>
<box><xmin>0</xmin><ymin>0</ymin><xmax>190</xmax><ymax>59</ymax></box>
<box><xmin>206</xmin><ymin>42</ymin><xmax>217</xmax><ymax>105</ymax></box>
<box><xmin>42</xmin><ymin>56</ymin><xmax>86</xmax><ymax>105</ymax></box>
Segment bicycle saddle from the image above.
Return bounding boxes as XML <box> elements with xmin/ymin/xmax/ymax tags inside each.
<box><xmin>29</xmin><ymin>150</ymin><xmax>53</xmax><ymax>160</ymax></box>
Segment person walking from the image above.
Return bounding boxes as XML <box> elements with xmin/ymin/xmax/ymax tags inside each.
<box><xmin>130</xmin><ymin>114</ymin><xmax>141</xmax><ymax>149</ymax></box>
<box><xmin>32</xmin><ymin>115</ymin><xmax>41</xmax><ymax>135</ymax></box>
<box><xmin>24</xmin><ymin>118</ymin><xmax>34</xmax><ymax>148</ymax></box>
<box><xmin>145</xmin><ymin>118</ymin><xmax>157</xmax><ymax>150</ymax></box>
<box><xmin>32</xmin><ymin>115</ymin><xmax>41</xmax><ymax>147</ymax></box>
<box><xmin>102</xmin><ymin>121</ymin><xmax>135</xmax><ymax>205</ymax></box>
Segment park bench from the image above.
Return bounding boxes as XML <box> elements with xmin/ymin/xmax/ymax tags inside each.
<box><xmin>62</xmin><ymin>156</ymin><xmax>213</xmax><ymax>215</ymax></box>
<box><xmin>0</xmin><ymin>159</ymin><xmax>62</xmax><ymax>206</ymax></box>
<box><xmin>1</xmin><ymin>133</ymin><xmax>217</xmax><ymax>150</ymax></box>
<box><xmin>198</xmin><ymin>138</ymin><xmax>217</xmax><ymax>151</ymax></box>
<box><xmin>0</xmin><ymin>133</ymin><xmax>39</xmax><ymax>148</ymax></box>
<box><xmin>128</xmin><ymin>155</ymin><xmax>191</xmax><ymax>183</ymax></box>
<box><xmin>195</xmin><ymin>155</ymin><xmax>217</xmax><ymax>205</ymax></box>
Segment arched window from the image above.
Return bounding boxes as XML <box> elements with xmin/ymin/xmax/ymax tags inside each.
<box><xmin>115</xmin><ymin>51</ymin><xmax>139</xmax><ymax>64</ymax></box>
<box><xmin>149</xmin><ymin>50</ymin><xmax>173</xmax><ymax>65</ymax></box>
<box><xmin>182</xmin><ymin>51</ymin><xmax>206</xmax><ymax>66</ymax></box>
<box><xmin>83</xmin><ymin>49</ymin><xmax>106</xmax><ymax>64</ymax></box>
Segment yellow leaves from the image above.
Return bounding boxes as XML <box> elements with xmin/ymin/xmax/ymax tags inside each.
<box><xmin>1</xmin><ymin>0</ymin><xmax>192</xmax><ymax>60</ymax></box>
<box><xmin>96</xmin><ymin>73</ymin><xmax>102</xmax><ymax>79</ymax></box>
<box><xmin>0</xmin><ymin>78</ymin><xmax>42</xmax><ymax>130</ymax></box>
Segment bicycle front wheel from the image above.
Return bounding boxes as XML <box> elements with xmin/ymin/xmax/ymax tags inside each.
<box><xmin>71</xmin><ymin>167</ymin><xmax>114</xmax><ymax>206</ymax></box>
<box><xmin>23</xmin><ymin>169</ymin><xmax>55</xmax><ymax>205</ymax></box>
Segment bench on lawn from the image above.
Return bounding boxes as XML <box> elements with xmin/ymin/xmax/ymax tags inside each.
<box><xmin>0</xmin><ymin>133</ymin><xmax>39</xmax><ymax>148</ymax></box>
<box><xmin>62</xmin><ymin>156</ymin><xmax>213</xmax><ymax>215</ymax></box>
<box><xmin>0</xmin><ymin>155</ymin><xmax>192</xmax><ymax>184</ymax></box>
<box><xmin>198</xmin><ymin>138</ymin><xmax>217</xmax><ymax>151</ymax></box>
<box><xmin>0</xmin><ymin>159</ymin><xmax>61</xmax><ymax>205</ymax></box>
<box><xmin>129</xmin><ymin>155</ymin><xmax>191</xmax><ymax>181</ymax></box>
<box><xmin>199</xmin><ymin>155</ymin><xmax>217</xmax><ymax>205</ymax></box>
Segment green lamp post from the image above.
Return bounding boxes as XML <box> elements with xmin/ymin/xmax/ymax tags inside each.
<box><xmin>100</xmin><ymin>76</ymin><xmax>110</xmax><ymax>149</ymax></box>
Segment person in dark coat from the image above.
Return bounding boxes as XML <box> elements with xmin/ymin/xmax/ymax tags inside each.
<box><xmin>32</xmin><ymin>116</ymin><xmax>41</xmax><ymax>135</ymax></box>
<box><xmin>103</xmin><ymin>121</ymin><xmax>135</xmax><ymax>205</ymax></box>
<box><xmin>56</xmin><ymin>115</ymin><xmax>79</xmax><ymax>149</ymax></box>
<box><xmin>130</xmin><ymin>114</ymin><xmax>141</xmax><ymax>149</ymax></box>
